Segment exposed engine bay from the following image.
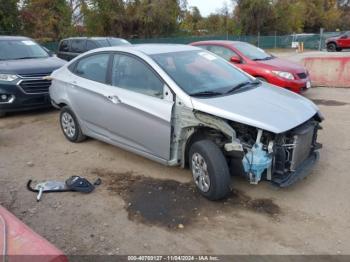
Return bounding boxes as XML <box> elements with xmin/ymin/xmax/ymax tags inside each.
<box><xmin>170</xmin><ymin>102</ymin><xmax>322</xmax><ymax>188</ymax></box>
<box><xmin>228</xmin><ymin>116</ymin><xmax>322</xmax><ymax>186</ymax></box>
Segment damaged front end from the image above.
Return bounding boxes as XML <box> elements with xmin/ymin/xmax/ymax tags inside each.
<box><xmin>170</xmin><ymin>97</ymin><xmax>322</xmax><ymax>188</ymax></box>
<box><xmin>229</xmin><ymin>116</ymin><xmax>323</xmax><ymax>187</ymax></box>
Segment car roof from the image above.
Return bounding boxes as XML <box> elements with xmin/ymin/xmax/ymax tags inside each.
<box><xmin>0</xmin><ymin>36</ymin><xmax>31</xmax><ymax>41</ymax></box>
<box><xmin>63</xmin><ymin>37</ymin><xmax>125</xmax><ymax>41</ymax></box>
<box><xmin>191</xmin><ymin>40</ymin><xmax>244</xmax><ymax>46</ymax></box>
<box><xmin>96</xmin><ymin>44</ymin><xmax>200</xmax><ymax>55</ymax></box>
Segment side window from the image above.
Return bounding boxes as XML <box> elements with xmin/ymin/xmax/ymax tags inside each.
<box><xmin>59</xmin><ymin>40</ymin><xmax>69</xmax><ymax>52</ymax></box>
<box><xmin>86</xmin><ymin>40</ymin><xmax>98</xmax><ymax>51</ymax></box>
<box><xmin>74</xmin><ymin>53</ymin><xmax>110</xmax><ymax>83</ymax></box>
<box><xmin>207</xmin><ymin>45</ymin><xmax>237</xmax><ymax>61</ymax></box>
<box><xmin>111</xmin><ymin>54</ymin><xmax>164</xmax><ymax>98</ymax></box>
<box><xmin>71</xmin><ymin>39</ymin><xmax>86</xmax><ymax>53</ymax></box>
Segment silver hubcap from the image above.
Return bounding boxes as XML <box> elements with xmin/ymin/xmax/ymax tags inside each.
<box><xmin>61</xmin><ymin>112</ymin><xmax>76</xmax><ymax>138</ymax></box>
<box><xmin>191</xmin><ymin>153</ymin><xmax>211</xmax><ymax>193</ymax></box>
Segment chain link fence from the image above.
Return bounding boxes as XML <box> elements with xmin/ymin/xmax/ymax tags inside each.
<box><xmin>40</xmin><ymin>31</ymin><xmax>342</xmax><ymax>52</ymax></box>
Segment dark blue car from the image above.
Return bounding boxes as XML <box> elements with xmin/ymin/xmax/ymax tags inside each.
<box><xmin>0</xmin><ymin>36</ymin><xmax>66</xmax><ymax>117</ymax></box>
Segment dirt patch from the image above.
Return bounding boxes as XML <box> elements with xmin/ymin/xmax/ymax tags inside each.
<box><xmin>0</xmin><ymin>121</ymin><xmax>26</xmax><ymax>130</ymax></box>
<box><xmin>0</xmin><ymin>117</ymin><xmax>45</xmax><ymax>130</ymax></box>
<box><xmin>312</xmin><ymin>99</ymin><xmax>348</xmax><ymax>106</ymax></box>
<box><xmin>91</xmin><ymin>169</ymin><xmax>280</xmax><ymax>230</ymax></box>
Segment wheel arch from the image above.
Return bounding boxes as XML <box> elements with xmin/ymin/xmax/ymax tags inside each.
<box><xmin>183</xmin><ymin>126</ymin><xmax>228</xmax><ymax>168</ymax></box>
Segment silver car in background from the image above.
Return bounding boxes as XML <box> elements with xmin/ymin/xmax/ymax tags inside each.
<box><xmin>49</xmin><ymin>44</ymin><xmax>323</xmax><ymax>200</ymax></box>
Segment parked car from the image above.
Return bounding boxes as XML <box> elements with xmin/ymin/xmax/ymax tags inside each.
<box><xmin>326</xmin><ymin>31</ymin><xmax>350</xmax><ymax>52</ymax></box>
<box><xmin>191</xmin><ymin>40</ymin><xmax>311</xmax><ymax>93</ymax></box>
<box><xmin>57</xmin><ymin>37</ymin><xmax>131</xmax><ymax>61</ymax></box>
<box><xmin>49</xmin><ymin>44</ymin><xmax>323</xmax><ymax>200</ymax></box>
<box><xmin>0</xmin><ymin>36</ymin><xmax>66</xmax><ymax>117</ymax></box>
<box><xmin>0</xmin><ymin>205</ymin><xmax>68</xmax><ymax>261</ymax></box>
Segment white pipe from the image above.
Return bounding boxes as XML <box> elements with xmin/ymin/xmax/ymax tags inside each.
<box><xmin>256</xmin><ymin>129</ymin><xmax>263</xmax><ymax>144</ymax></box>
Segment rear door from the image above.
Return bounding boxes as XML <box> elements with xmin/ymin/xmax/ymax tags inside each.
<box><xmin>67</xmin><ymin>52</ymin><xmax>113</xmax><ymax>138</ymax></box>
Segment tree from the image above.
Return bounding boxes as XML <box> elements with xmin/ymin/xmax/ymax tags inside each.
<box><xmin>82</xmin><ymin>0</ymin><xmax>125</xmax><ymax>36</ymax></box>
<box><xmin>233</xmin><ymin>0</ymin><xmax>276</xmax><ymax>35</ymax></box>
<box><xmin>180</xmin><ymin>6</ymin><xmax>202</xmax><ymax>34</ymax></box>
<box><xmin>274</xmin><ymin>0</ymin><xmax>306</xmax><ymax>34</ymax></box>
<box><xmin>20</xmin><ymin>0</ymin><xmax>72</xmax><ymax>41</ymax></box>
<box><xmin>0</xmin><ymin>0</ymin><xmax>20</xmax><ymax>34</ymax></box>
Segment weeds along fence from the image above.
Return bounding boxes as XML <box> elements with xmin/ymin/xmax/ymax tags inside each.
<box><xmin>42</xmin><ymin>31</ymin><xmax>341</xmax><ymax>52</ymax></box>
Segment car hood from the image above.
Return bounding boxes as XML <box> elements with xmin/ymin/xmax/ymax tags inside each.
<box><xmin>190</xmin><ymin>83</ymin><xmax>319</xmax><ymax>134</ymax></box>
<box><xmin>257</xmin><ymin>57</ymin><xmax>305</xmax><ymax>73</ymax></box>
<box><xmin>326</xmin><ymin>36</ymin><xmax>339</xmax><ymax>43</ymax></box>
<box><xmin>0</xmin><ymin>56</ymin><xmax>66</xmax><ymax>75</ymax></box>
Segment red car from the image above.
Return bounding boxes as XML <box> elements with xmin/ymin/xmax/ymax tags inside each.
<box><xmin>326</xmin><ymin>31</ymin><xmax>350</xmax><ymax>52</ymax></box>
<box><xmin>190</xmin><ymin>40</ymin><xmax>311</xmax><ymax>93</ymax></box>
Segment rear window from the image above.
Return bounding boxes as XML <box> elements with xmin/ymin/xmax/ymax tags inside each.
<box><xmin>59</xmin><ymin>40</ymin><xmax>69</xmax><ymax>52</ymax></box>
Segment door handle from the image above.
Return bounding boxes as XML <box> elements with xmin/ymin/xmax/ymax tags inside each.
<box><xmin>107</xmin><ymin>95</ymin><xmax>122</xmax><ymax>104</ymax></box>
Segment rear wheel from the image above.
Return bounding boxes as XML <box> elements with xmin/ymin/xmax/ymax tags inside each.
<box><xmin>327</xmin><ymin>43</ymin><xmax>337</xmax><ymax>52</ymax></box>
<box><xmin>60</xmin><ymin>106</ymin><xmax>86</xmax><ymax>143</ymax></box>
<box><xmin>189</xmin><ymin>140</ymin><xmax>231</xmax><ymax>201</ymax></box>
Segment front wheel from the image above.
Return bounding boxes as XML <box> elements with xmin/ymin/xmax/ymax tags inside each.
<box><xmin>189</xmin><ymin>140</ymin><xmax>231</xmax><ymax>201</ymax></box>
<box><xmin>59</xmin><ymin>106</ymin><xmax>86</xmax><ymax>143</ymax></box>
<box><xmin>327</xmin><ymin>43</ymin><xmax>337</xmax><ymax>52</ymax></box>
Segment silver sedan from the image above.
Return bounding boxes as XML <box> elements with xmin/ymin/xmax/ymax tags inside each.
<box><xmin>49</xmin><ymin>44</ymin><xmax>323</xmax><ymax>200</ymax></box>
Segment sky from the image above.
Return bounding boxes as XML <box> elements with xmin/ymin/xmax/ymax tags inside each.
<box><xmin>186</xmin><ymin>0</ymin><xmax>232</xmax><ymax>17</ymax></box>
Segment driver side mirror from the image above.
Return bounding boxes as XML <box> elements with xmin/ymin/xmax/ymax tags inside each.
<box><xmin>230</xmin><ymin>56</ymin><xmax>241</xmax><ymax>64</ymax></box>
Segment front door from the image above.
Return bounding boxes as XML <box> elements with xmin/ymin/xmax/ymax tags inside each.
<box><xmin>338</xmin><ymin>32</ymin><xmax>350</xmax><ymax>48</ymax></box>
<box><xmin>103</xmin><ymin>53</ymin><xmax>174</xmax><ymax>160</ymax></box>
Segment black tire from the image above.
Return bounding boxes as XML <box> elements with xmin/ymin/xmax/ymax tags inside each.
<box><xmin>59</xmin><ymin>106</ymin><xmax>86</xmax><ymax>143</ymax></box>
<box><xmin>189</xmin><ymin>140</ymin><xmax>231</xmax><ymax>201</ymax></box>
<box><xmin>327</xmin><ymin>43</ymin><xmax>337</xmax><ymax>52</ymax></box>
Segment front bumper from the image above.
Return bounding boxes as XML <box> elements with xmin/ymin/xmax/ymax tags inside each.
<box><xmin>0</xmin><ymin>82</ymin><xmax>51</xmax><ymax>113</ymax></box>
<box><xmin>272</xmin><ymin>151</ymin><xmax>320</xmax><ymax>187</ymax></box>
<box><xmin>269</xmin><ymin>76</ymin><xmax>311</xmax><ymax>94</ymax></box>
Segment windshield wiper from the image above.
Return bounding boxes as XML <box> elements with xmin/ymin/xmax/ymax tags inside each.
<box><xmin>15</xmin><ymin>56</ymin><xmax>45</xmax><ymax>60</ymax></box>
<box><xmin>190</xmin><ymin>90</ymin><xmax>224</xmax><ymax>97</ymax></box>
<box><xmin>225</xmin><ymin>80</ymin><xmax>261</xmax><ymax>94</ymax></box>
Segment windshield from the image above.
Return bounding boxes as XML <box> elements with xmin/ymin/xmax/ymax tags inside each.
<box><xmin>152</xmin><ymin>50</ymin><xmax>254</xmax><ymax>96</ymax></box>
<box><xmin>0</xmin><ymin>40</ymin><xmax>49</xmax><ymax>60</ymax></box>
<box><xmin>234</xmin><ymin>42</ymin><xmax>273</xmax><ymax>61</ymax></box>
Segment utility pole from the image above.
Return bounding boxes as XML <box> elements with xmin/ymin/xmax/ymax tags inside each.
<box><xmin>274</xmin><ymin>31</ymin><xmax>277</xmax><ymax>49</ymax></box>
<box><xmin>319</xmin><ymin>28</ymin><xmax>324</xmax><ymax>51</ymax></box>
